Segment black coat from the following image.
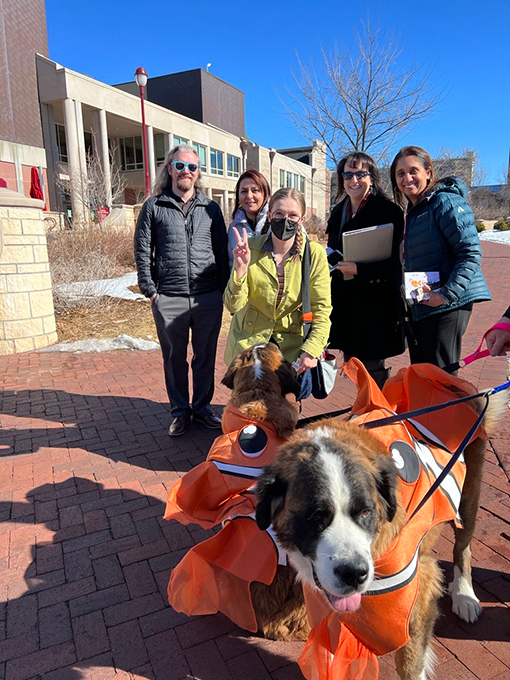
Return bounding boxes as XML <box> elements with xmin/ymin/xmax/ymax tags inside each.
<box><xmin>134</xmin><ymin>188</ymin><xmax>229</xmax><ymax>298</ymax></box>
<box><xmin>327</xmin><ymin>193</ymin><xmax>405</xmax><ymax>360</ymax></box>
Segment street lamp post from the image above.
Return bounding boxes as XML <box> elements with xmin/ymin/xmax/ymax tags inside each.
<box><xmin>268</xmin><ymin>148</ymin><xmax>276</xmax><ymax>192</ymax></box>
<box><xmin>134</xmin><ymin>66</ymin><xmax>151</xmax><ymax>197</ymax></box>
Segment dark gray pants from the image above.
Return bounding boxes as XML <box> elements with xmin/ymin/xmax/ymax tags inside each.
<box><xmin>407</xmin><ymin>303</ymin><xmax>473</xmax><ymax>373</ymax></box>
<box><xmin>151</xmin><ymin>290</ymin><xmax>223</xmax><ymax>417</ymax></box>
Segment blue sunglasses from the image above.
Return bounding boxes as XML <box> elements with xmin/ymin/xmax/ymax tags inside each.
<box><xmin>170</xmin><ymin>161</ymin><xmax>199</xmax><ymax>173</ymax></box>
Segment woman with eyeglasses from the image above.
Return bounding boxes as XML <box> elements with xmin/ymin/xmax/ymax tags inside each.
<box><xmin>227</xmin><ymin>170</ymin><xmax>271</xmax><ymax>267</ymax></box>
<box><xmin>327</xmin><ymin>151</ymin><xmax>405</xmax><ymax>388</ymax></box>
<box><xmin>390</xmin><ymin>146</ymin><xmax>491</xmax><ymax>370</ymax></box>
<box><xmin>224</xmin><ymin>188</ymin><xmax>331</xmax><ymax>376</ymax></box>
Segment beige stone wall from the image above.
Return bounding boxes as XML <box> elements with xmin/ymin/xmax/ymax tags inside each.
<box><xmin>0</xmin><ymin>190</ymin><xmax>57</xmax><ymax>354</ymax></box>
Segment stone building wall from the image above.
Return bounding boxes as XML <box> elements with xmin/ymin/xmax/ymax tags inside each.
<box><xmin>0</xmin><ymin>189</ymin><xmax>57</xmax><ymax>354</ymax></box>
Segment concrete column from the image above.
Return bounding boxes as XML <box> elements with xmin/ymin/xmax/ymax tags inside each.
<box><xmin>164</xmin><ymin>133</ymin><xmax>173</xmax><ymax>156</ymax></box>
<box><xmin>63</xmin><ymin>98</ymin><xmax>87</xmax><ymax>221</ymax></box>
<box><xmin>40</xmin><ymin>103</ymin><xmax>59</xmax><ymax>210</ymax></box>
<box><xmin>206</xmin><ymin>187</ymin><xmax>213</xmax><ymax>199</ymax></box>
<box><xmin>146</xmin><ymin>126</ymin><xmax>156</xmax><ymax>192</ymax></box>
<box><xmin>75</xmin><ymin>100</ymin><xmax>88</xmax><ymax>187</ymax></box>
<box><xmin>92</xmin><ymin>109</ymin><xmax>112</xmax><ymax>207</ymax></box>
<box><xmin>223</xmin><ymin>189</ymin><xmax>230</xmax><ymax>216</ymax></box>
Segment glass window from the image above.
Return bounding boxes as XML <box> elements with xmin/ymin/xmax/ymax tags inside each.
<box><xmin>227</xmin><ymin>154</ymin><xmax>240</xmax><ymax>178</ymax></box>
<box><xmin>279</xmin><ymin>169</ymin><xmax>285</xmax><ymax>188</ymax></box>
<box><xmin>293</xmin><ymin>174</ymin><xmax>299</xmax><ymax>189</ymax></box>
<box><xmin>173</xmin><ymin>135</ymin><xmax>189</xmax><ymax>147</ymax></box>
<box><xmin>119</xmin><ymin>135</ymin><xmax>144</xmax><ymax>171</ymax></box>
<box><xmin>154</xmin><ymin>133</ymin><xmax>166</xmax><ymax>165</ymax></box>
<box><xmin>210</xmin><ymin>148</ymin><xmax>224</xmax><ymax>175</ymax></box>
<box><xmin>286</xmin><ymin>171</ymin><xmax>292</xmax><ymax>188</ymax></box>
<box><xmin>84</xmin><ymin>131</ymin><xmax>93</xmax><ymax>157</ymax></box>
<box><xmin>300</xmin><ymin>176</ymin><xmax>305</xmax><ymax>194</ymax></box>
<box><xmin>192</xmin><ymin>142</ymin><xmax>207</xmax><ymax>172</ymax></box>
<box><xmin>55</xmin><ymin>124</ymin><xmax>68</xmax><ymax>163</ymax></box>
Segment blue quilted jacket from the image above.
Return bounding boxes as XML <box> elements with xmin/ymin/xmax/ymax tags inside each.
<box><xmin>404</xmin><ymin>177</ymin><xmax>491</xmax><ymax>320</ymax></box>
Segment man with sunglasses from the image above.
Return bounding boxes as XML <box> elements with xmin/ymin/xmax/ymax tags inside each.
<box><xmin>135</xmin><ymin>145</ymin><xmax>229</xmax><ymax>436</ymax></box>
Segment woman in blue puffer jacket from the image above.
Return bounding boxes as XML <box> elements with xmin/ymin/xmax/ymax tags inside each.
<box><xmin>390</xmin><ymin>146</ymin><xmax>491</xmax><ymax>370</ymax></box>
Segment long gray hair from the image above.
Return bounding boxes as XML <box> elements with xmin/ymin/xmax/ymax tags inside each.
<box><xmin>151</xmin><ymin>144</ymin><xmax>204</xmax><ymax>197</ymax></box>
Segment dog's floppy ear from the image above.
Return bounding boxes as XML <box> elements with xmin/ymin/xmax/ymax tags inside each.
<box><xmin>276</xmin><ymin>361</ymin><xmax>302</xmax><ymax>399</ymax></box>
<box><xmin>375</xmin><ymin>455</ymin><xmax>398</xmax><ymax>522</ymax></box>
<box><xmin>221</xmin><ymin>359</ymin><xmax>239</xmax><ymax>390</ymax></box>
<box><xmin>255</xmin><ymin>469</ymin><xmax>288</xmax><ymax>530</ymax></box>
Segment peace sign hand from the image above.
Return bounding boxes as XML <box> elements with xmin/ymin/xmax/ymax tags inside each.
<box><xmin>232</xmin><ymin>226</ymin><xmax>251</xmax><ymax>279</ymax></box>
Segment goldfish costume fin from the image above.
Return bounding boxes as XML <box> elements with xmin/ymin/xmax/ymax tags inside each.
<box><xmin>168</xmin><ymin>516</ymin><xmax>278</xmax><ymax>632</ymax></box>
<box><xmin>299</xmin><ymin>614</ymin><xmax>379</xmax><ymax>680</ymax></box>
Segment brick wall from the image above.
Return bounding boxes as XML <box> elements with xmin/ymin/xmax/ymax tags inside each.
<box><xmin>0</xmin><ymin>0</ymin><xmax>49</xmax><ymax>147</ymax></box>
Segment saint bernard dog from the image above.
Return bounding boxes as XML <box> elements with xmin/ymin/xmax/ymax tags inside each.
<box><xmin>256</xmin><ymin>387</ymin><xmax>504</xmax><ymax>680</ymax></box>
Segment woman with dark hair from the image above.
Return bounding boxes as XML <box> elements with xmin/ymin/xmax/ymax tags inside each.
<box><xmin>390</xmin><ymin>145</ymin><xmax>491</xmax><ymax>369</ymax></box>
<box><xmin>227</xmin><ymin>170</ymin><xmax>271</xmax><ymax>267</ymax></box>
<box><xmin>327</xmin><ymin>151</ymin><xmax>405</xmax><ymax>388</ymax></box>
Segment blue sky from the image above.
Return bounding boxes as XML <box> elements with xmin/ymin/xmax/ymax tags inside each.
<box><xmin>46</xmin><ymin>0</ymin><xmax>509</xmax><ymax>183</ymax></box>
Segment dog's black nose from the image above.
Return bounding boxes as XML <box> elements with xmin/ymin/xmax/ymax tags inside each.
<box><xmin>334</xmin><ymin>559</ymin><xmax>369</xmax><ymax>589</ymax></box>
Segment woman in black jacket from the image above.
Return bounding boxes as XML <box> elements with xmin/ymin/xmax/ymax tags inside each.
<box><xmin>328</xmin><ymin>152</ymin><xmax>405</xmax><ymax>388</ymax></box>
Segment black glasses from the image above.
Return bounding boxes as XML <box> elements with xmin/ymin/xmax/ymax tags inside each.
<box><xmin>341</xmin><ymin>171</ymin><xmax>371</xmax><ymax>180</ymax></box>
<box><xmin>170</xmin><ymin>161</ymin><xmax>199</xmax><ymax>173</ymax></box>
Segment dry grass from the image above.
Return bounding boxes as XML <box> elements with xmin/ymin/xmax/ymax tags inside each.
<box><xmin>55</xmin><ymin>296</ymin><xmax>233</xmax><ymax>344</ymax></box>
<box><xmin>47</xmin><ymin>223</ymin><xmax>135</xmax><ymax>313</ymax></box>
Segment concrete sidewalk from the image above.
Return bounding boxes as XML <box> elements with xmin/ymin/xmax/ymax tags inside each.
<box><xmin>0</xmin><ymin>241</ymin><xmax>508</xmax><ymax>680</ymax></box>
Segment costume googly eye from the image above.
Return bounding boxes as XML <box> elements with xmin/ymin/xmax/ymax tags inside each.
<box><xmin>389</xmin><ymin>441</ymin><xmax>421</xmax><ymax>483</ymax></box>
<box><xmin>238</xmin><ymin>425</ymin><xmax>268</xmax><ymax>458</ymax></box>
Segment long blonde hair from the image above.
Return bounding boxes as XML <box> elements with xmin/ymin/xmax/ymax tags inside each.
<box><xmin>151</xmin><ymin>144</ymin><xmax>204</xmax><ymax>197</ymax></box>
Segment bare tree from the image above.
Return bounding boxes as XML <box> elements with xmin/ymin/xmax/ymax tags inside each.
<box><xmin>55</xmin><ymin>132</ymin><xmax>126</xmax><ymax>225</ymax></box>
<box><xmin>283</xmin><ymin>22</ymin><xmax>445</xmax><ymax>167</ymax></box>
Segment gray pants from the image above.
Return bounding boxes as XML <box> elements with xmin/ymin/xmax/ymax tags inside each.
<box><xmin>151</xmin><ymin>290</ymin><xmax>223</xmax><ymax>417</ymax></box>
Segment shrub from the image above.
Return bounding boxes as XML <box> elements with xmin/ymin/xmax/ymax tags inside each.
<box><xmin>494</xmin><ymin>220</ymin><xmax>510</xmax><ymax>231</ymax></box>
<box><xmin>304</xmin><ymin>214</ymin><xmax>327</xmax><ymax>241</ymax></box>
<box><xmin>47</xmin><ymin>223</ymin><xmax>135</xmax><ymax>312</ymax></box>
<box><xmin>475</xmin><ymin>221</ymin><xmax>485</xmax><ymax>232</ymax></box>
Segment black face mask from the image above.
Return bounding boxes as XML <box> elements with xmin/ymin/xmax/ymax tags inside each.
<box><xmin>270</xmin><ymin>216</ymin><xmax>301</xmax><ymax>241</ymax></box>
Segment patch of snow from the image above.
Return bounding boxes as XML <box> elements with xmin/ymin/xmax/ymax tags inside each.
<box><xmin>40</xmin><ymin>334</ymin><xmax>159</xmax><ymax>354</ymax></box>
<box><xmin>479</xmin><ymin>230</ymin><xmax>510</xmax><ymax>246</ymax></box>
<box><xmin>54</xmin><ymin>272</ymin><xmax>147</xmax><ymax>302</ymax></box>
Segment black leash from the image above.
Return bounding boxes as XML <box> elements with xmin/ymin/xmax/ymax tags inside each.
<box><xmin>298</xmin><ymin>380</ymin><xmax>509</xmax><ymax>522</ymax></box>
<box><xmin>298</xmin><ymin>407</ymin><xmax>351</xmax><ymax>428</ymax></box>
<box><xmin>363</xmin><ymin>382</ymin><xmax>509</xmax><ymax>431</ymax></box>
<box><xmin>405</xmin><ymin>392</ymin><xmax>491</xmax><ymax>523</ymax></box>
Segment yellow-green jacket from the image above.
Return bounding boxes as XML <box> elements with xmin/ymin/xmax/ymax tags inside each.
<box><xmin>224</xmin><ymin>235</ymin><xmax>332</xmax><ymax>366</ymax></box>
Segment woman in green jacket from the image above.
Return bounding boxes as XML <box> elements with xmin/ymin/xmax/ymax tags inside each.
<box><xmin>224</xmin><ymin>188</ymin><xmax>331</xmax><ymax>373</ymax></box>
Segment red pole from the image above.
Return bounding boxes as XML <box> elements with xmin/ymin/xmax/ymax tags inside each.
<box><xmin>139</xmin><ymin>84</ymin><xmax>150</xmax><ymax>197</ymax></box>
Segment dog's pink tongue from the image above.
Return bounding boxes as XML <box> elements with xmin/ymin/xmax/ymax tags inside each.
<box><xmin>328</xmin><ymin>592</ymin><xmax>362</xmax><ymax>613</ymax></box>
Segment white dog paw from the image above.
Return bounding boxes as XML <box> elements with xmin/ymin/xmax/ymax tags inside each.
<box><xmin>448</xmin><ymin>573</ymin><xmax>482</xmax><ymax>623</ymax></box>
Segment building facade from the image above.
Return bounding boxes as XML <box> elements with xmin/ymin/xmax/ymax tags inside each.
<box><xmin>35</xmin><ymin>55</ymin><xmax>328</xmax><ymax>223</ymax></box>
<box><xmin>0</xmin><ymin>0</ymin><xmax>49</xmax><ymax>198</ymax></box>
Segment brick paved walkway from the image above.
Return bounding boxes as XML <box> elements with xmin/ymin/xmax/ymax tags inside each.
<box><xmin>0</xmin><ymin>241</ymin><xmax>508</xmax><ymax>680</ymax></box>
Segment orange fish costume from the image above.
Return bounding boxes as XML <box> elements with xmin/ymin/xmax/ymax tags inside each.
<box><xmin>164</xmin><ymin>403</ymin><xmax>288</xmax><ymax>631</ymax></box>
<box><xmin>164</xmin><ymin>359</ymin><xmax>485</xmax><ymax>679</ymax></box>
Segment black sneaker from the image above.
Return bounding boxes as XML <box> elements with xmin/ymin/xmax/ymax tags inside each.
<box><xmin>193</xmin><ymin>413</ymin><xmax>222</xmax><ymax>429</ymax></box>
<box><xmin>169</xmin><ymin>415</ymin><xmax>191</xmax><ymax>437</ymax></box>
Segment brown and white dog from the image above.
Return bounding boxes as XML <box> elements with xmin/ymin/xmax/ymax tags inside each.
<box><xmin>221</xmin><ymin>342</ymin><xmax>301</xmax><ymax>438</ymax></box>
<box><xmin>221</xmin><ymin>342</ymin><xmax>311</xmax><ymax>640</ymax></box>
<box><xmin>255</xmin><ymin>369</ymin><xmax>504</xmax><ymax>678</ymax></box>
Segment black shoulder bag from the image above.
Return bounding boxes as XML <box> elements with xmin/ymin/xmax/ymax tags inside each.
<box><xmin>300</xmin><ymin>240</ymin><xmax>338</xmax><ymax>400</ymax></box>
